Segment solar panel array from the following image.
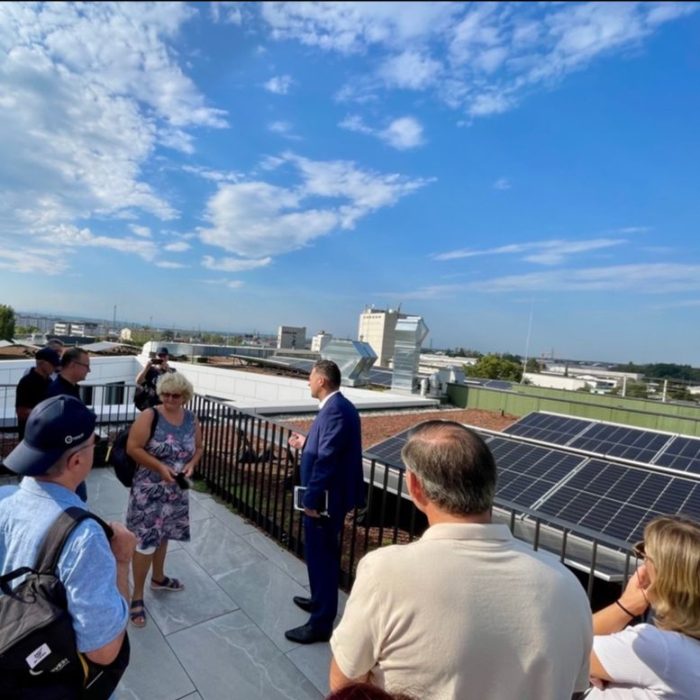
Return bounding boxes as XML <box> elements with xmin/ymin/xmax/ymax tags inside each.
<box><xmin>505</xmin><ymin>411</ymin><xmax>700</xmax><ymax>475</ymax></box>
<box><xmin>365</xmin><ymin>411</ymin><xmax>700</xmax><ymax>545</ymax></box>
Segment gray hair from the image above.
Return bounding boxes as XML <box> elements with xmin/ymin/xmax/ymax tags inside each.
<box><xmin>401</xmin><ymin>421</ymin><xmax>496</xmax><ymax>516</ymax></box>
<box><xmin>156</xmin><ymin>371</ymin><xmax>194</xmax><ymax>403</ymax></box>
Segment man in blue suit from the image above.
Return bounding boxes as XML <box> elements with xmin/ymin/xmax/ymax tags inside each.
<box><xmin>285</xmin><ymin>360</ymin><xmax>365</xmax><ymax>644</ymax></box>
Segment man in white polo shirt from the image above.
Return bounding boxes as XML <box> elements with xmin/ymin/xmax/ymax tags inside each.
<box><xmin>329</xmin><ymin>420</ymin><xmax>592</xmax><ymax>700</ymax></box>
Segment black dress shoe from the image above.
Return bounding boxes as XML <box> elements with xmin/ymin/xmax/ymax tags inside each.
<box><xmin>284</xmin><ymin>624</ymin><xmax>331</xmax><ymax>645</ymax></box>
<box><xmin>293</xmin><ymin>596</ymin><xmax>314</xmax><ymax>613</ymax></box>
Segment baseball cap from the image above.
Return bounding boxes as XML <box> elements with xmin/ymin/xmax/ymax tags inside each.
<box><xmin>4</xmin><ymin>396</ymin><xmax>97</xmax><ymax>476</ymax></box>
<box><xmin>157</xmin><ymin>347</ymin><xmax>169</xmax><ymax>356</ymax></box>
<box><xmin>35</xmin><ymin>347</ymin><xmax>61</xmax><ymax>367</ymax></box>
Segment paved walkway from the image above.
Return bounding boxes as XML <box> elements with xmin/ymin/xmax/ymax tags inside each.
<box><xmin>85</xmin><ymin>467</ymin><xmax>344</xmax><ymax>700</ymax></box>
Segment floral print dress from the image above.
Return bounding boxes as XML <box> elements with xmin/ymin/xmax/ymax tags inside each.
<box><xmin>125</xmin><ymin>409</ymin><xmax>195</xmax><ymax>549</ymax></box>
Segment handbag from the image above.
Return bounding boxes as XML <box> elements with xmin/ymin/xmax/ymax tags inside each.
<box><xmin>107</xmin><ymin>408</ymin><xmax>159</xmax><ymax>487</ymax></box>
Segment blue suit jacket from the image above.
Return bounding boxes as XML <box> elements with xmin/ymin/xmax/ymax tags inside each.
<box><xmin>300</xmin><ymin>392</ymin><xmax>365</xmax><ymax>518</ymax></box>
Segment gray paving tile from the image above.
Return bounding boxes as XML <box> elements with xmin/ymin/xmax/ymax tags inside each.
<box><xmin>86</xmin><ymin>469</ymin><xmax>129</xmax><ymax>516</ymax></box>
<box><xmin>286</xmin><ymin>643</ymin><xmax>333</xmax><ymax>696</ymax></box>
<box><xmin>182</xmin><ymin>515</ymin><xmax>265</xmax><ymax>579</ymax></box>
<box><xmin>114</xmin><ymin>615</ymin><xmax>195</xmax><ymax>700</ymax></box>
<box><xmin>243</xmin><ymin>530</ymin><xmax>309</xmax><ymax>586</ymax></box>
<box><xmin>143</xmin><ymin>549</ymin><xmax>239</xmax><ymax>636</ymax></box>
<box><xmin>216</xmin><ymin>559</ymin><xmax>312</xmax><ymax>652</ymax></box>
<box><xmin>198</xmin><ymin>497</ymin><xmax>259</xmax><ymax>536</ymax></box>
<box><xmin>177</xmin><ymin>694</ymin><xmax>202</xmax><ymax>700</ymax></box>
<box><xmin>168</xmin><ymin>610</ymin><xmax>322</xmax><ymax>700</ymax></box>
<box><xmin>189</xmin><ymin>495</ymin><xmax>214</xmax><ymax>523</ymax></box>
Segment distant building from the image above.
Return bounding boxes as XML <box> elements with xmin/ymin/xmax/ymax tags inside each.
<box><xmin>277</xmin><ymin>325</ymin><xmax>306</xmax><ymax>350</ymax></box>
<box><xmin>311</xmin><ymin>331</ymin><xmax>333</xmax><ymax>352</ymax></box>
<box><xmin>53</xmin><ymin>321</ymin><xmax>98</xmax><ymax>337</ymax></box>
<box><xmin>120</xmin><ymin>328</ymin><xmax>132</xmax><ymax>341</ymax></box>
<box><xmin>357</xmin><ymin>306</ymin><xmax>407</xmax><ymax>368</ymax></box>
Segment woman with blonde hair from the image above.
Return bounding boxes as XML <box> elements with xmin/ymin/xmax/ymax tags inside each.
<box><xmin>125</xmin><ymin>372</ymin><xmax>202</xmax><ymax>627</ymax></box>
<box><xmin>589</xmin><ymin>515</ymin><xmax>700</xmax><ymax>697</ymax></box>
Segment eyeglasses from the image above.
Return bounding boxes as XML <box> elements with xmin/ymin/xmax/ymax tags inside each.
<box><xmin>632</xmin><ymin>540</ymin><xmax>653</xmax><ymax>565</ymax></box>
<box><xmin>161</xmin><ymin>392</ymin><xmax>182</xmax><ymax>399</ymax></box>
<box><xmin>75</xmin><ymin>361</ymin><xmax>91</xmax><ymax>370</ymax></box>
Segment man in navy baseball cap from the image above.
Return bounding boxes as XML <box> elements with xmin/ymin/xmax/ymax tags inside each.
<box><xmin>0</xmin><ymin>395</ymin><xmax>136</xmax><ymax>694</ymax></box>
<box><xmin>5</xmin><ymin>395</ymin><xmax>97</xmax><ymax>476</ymax></box>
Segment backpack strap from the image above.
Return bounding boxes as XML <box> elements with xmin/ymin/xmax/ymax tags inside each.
<box><xmin>34</xmin><ymin>506</ymin><xmax>114</xmax><ymax>574</ymax></box>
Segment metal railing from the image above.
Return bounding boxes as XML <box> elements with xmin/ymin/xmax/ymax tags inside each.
<box><xmin>1</xmin><ymin>385</ymin><xmax>638</xmax><ymax>606</ymax></box>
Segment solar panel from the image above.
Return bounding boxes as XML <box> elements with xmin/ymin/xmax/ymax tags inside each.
<box><xmin>364</xmin><ymin>428</ymin><xmax>412</xmax><ymax>469</ymax></box>
<box><xmin>537</xmin><ymin>459</ymin><xmax>700</xmax><ymax>543</ymax></box>
<box><xmin>504</xmin><ymin>413</ymin><xmax>592</xmax><ymax>445</ymax></box>
<box><xmin>569</xmin><ymin>423</ymin><xmax>671</xmax><ymax>463</ymax></box>
<box><xmin>485</xmin><ymin>436</ymin><xmax>587</xmax><ymax>508</ymax></box>
<box><xmin>484</xmin><ymin>380</ymin><xmax>513</xmax><ymax>390</ymax></box>
<box><xmin>654</xmin><ymin>436</ymin><xmax>700</xmax><ymax>475</ymax></box>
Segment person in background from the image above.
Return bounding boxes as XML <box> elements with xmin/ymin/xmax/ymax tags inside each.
<box><xmin>285</xmin><ymin>360</ymin><xmax>365</xmax><ymax>645</ymax></box>
<box><xmin>329</xmin><ymin>420</ymin><xmax>592</xmax><ymax>700</ymax></box>
<box><xmin>125</xmin><ymin>372</ymin><xmax>202</xmax><ymax>628</ymax></box>
<box><xmin>134</xmin><ymin>347</ymin><xmax>176</xmax><ymax>410</ymax></box>
<box><xmin>44</xmin><ymin>347</ymin><xmax>92</xmax><ymax>502</ymax></box>
<box><xmin>0</xmin><ymin>396</ymin><xmax>135</xmax><ymax>697</ymax></box>
<box><xmin>588</xmin><ymin>515</ymin><xmax>700</xmax><ymax>698</ymax></box>
<box><xmin>45</xmin><ymin>347</ymin><xmax>90</xmax><ymax>400</ymax></box>
<box><xmin>15</xmin><ymin>347</ymin><xmax>60</xmax><ymax>439</ymax></box>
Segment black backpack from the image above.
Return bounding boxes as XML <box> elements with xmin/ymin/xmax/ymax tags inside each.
<box><xmin>0</xmin><ymin>507</ymin><xmax>130</xmax><ymax>699</ymax></box>
<box><xmin>107</xmin><ymin>408</ymin><xmax>159</xmax><ymax>487</ymax></box>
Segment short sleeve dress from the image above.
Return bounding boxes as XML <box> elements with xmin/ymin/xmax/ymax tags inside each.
<box><xmin>125</xmin><ymin>408</ymin><xmax>195</xmax><ymax>550</ymax></box>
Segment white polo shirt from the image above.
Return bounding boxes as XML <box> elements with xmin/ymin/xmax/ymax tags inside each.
<box><xmin>331</xmin><ymin>523</ymin><xmax>592</xmax><ymax>700</ymax></box>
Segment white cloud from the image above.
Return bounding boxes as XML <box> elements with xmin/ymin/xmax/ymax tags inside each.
<box><xmin>493</xmin><ymin>177</ymin><xmax>511</xmax><ymax>190</ymax></box>
<box><xmin>339</xmin><ymin>115</ymin><xmax>425</xmax><ymax>150</ymax></box>
<box><xmin>0</xmin><ymin>3</ymin><xmax>229</xmax><ymax>273</ymax></box>
<box><xmin>468</xmin><ymin>264</ymin><xmax>700</xmax><ymax>294</ymax></box>
<box><xmin>380</xmin><ymin>117</ymin><xmax>425</xmax><ymax>150</ymax></box>
<box><xmin>182</xmin><ymin>165</ymin><xmax>242</xmax><ymax>183</ymax></box>
<box><xmin>0</xmin><ymin>246</ymin><xmax>68</xmax><ymax>275</ymax></box>
<box><xmin>198</xmin><ymin>152</ymin><xmax>430</xmax><ymax>257</ymax></box>
<box><xmin>130</xmin><ymin>224</ymin><xmax>152</xmax><ymax>238</ymax></box>
<box><xmin>264</xmin><ymin>75</ymin><xmax>294</xmax><ymax>94</ymax></box>
<box><xmin>434</xmin><ymin>238</ymin><xmax>626</xmax><ymax>265</ymax></box>
<box><xmin>268</xmin><ymin>121</ymin><xmax>301</xmax><ymax>140</ymax></box>
<box><xmin>259</xmin><ymin>2</ymin><xmax>696</xmax><ymax>119</ymax></box>
<box><xmin>386</xmin><ymin>263</ymin><xmax>700</xmax><ymax>300</ymax></box>
<box><xmin>377</xmin><ymin>50</ymin><xmax>442</xmax><ymax>90</ymax></box>
<box><xmin>210</xmin><ymin>2</ymin><xmax>245</xmax><ymax>25</ymax></box>
<box><xmin>205</xmin><ymin>277</ymin><xmax>245</xmax><ymax>289</ymax></box>
<box><xmin>163</xmin><ymin>242</ymin><xmax>191</xmax><ymax>252</ymax></box>
<box><xmin>155</xmin><ymin>261</ymin><xmax>187</xmax><ymax>269</ymax></box>
<box><xmin>202</xmin><ymin>255</ymin><xmax>272</xmax><ymax>272</ymax></box>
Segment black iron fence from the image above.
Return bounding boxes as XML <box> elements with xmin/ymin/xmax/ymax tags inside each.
<box><xmin>1</xmin><ymin>385</ymin><xmax>638</xmax><ymax>606</ymax></box>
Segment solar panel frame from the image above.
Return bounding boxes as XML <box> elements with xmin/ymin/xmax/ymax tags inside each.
<box><xmin>653</xmin><ymin>436</ymin><xmax>700</xmax><ymax>475</ymax></box>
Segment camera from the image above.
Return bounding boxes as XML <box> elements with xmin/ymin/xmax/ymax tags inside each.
<box><xmin>151</xmin><ymin>358</ymin><xmax>163</xmax><ymax>365</ymax></box>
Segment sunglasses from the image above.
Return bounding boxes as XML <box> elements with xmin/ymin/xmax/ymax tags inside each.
<box><xmin>632</xmin><ymin>540</ymin><xmax>653</xmax><ymax>565</ymax></box>
<box><xmin>161</xmin><ymin>392</ymin><xmax>182</xmax><ymax>399</ymax></box>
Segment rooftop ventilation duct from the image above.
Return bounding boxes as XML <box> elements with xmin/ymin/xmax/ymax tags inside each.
<box><xmin>391</xmin><ymin>316</ymin><xmax>429</xmax><ymax>394</ymax></box>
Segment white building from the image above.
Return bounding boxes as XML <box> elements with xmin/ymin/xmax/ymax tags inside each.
<box><xmin>311</xmin><ymin>331</ymin><xmax>333</xmax><ymax>352</ymax></box>
<box><xmin>277</xmin><ymin>325</ymin><xmax>306</xmax><ymax>350</ymax></box>
<box><xmin>357</xmin><ymin>306</ymin><xmax>406</xmax><ymax>368</ymax></box>
<box><xmin>119</xmin><ymin>328</ymin><xmax>132</xmax><ymax>341</ymax></box>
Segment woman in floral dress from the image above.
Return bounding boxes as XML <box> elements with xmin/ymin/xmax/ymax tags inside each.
<box><xmin>125</xmin><ymin>371</ymin><xmax>202</xmax><ymax>627</ymax></box>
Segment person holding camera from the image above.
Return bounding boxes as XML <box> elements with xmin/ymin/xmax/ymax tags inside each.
<box><xmin>134</xmin><ymin>347</ymin><xmax>176</xmax><ymax>410</ymax></box>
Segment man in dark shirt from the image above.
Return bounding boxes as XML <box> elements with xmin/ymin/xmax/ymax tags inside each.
<box><xmin>46</xmin><ymin>347</ymin><xmax>91</xmax><ymax>400</ymax></box>
<box><xmin>15</xmin><ymin>347</ymin><xmax>60</xmax><ymax>439</ymax></box>
<box><xmin>45</xmin><ymin>347</ymin><xmax>91</xmax><ymax>501</ymax></box>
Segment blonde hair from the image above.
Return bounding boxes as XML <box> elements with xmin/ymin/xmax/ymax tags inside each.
<box><xmin>645</xmin><ymin>516</ymin><xmax>700</xmax><ymax>638</ymax></box>
<box><xmin>156</xmin><ymin>372</ymin><xmax>194</xmax><ymax>403</ymax></box>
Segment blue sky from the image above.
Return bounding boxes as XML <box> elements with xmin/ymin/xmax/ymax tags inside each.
<box><xmin>1</xmin><ymin>2</ymin><xmax>699</xmax><ymax>364</ymax></box>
